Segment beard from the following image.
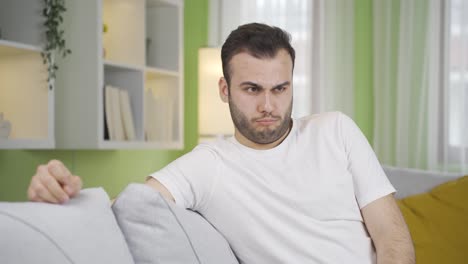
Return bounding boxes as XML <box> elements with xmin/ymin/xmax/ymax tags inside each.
<box><xmin>228</xmin><ymin>96</ymin><xmax>293</xmax><ymax>145</ymax></box>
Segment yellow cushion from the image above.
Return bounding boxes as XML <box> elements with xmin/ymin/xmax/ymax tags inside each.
<box><xmin>397</xmin><ymin>175</ymin><xmax>468</xmax><ymax>264</ymax></box>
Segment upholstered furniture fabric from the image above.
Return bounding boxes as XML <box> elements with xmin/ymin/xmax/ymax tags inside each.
<box><xmin>112</xmin><ymin>183</ymin><xmax>239</xmax><ymax>264</ymax></box>
<box><xmin>0</xmin><ymin>188</ymin><xmax>134</xmax><ymax>264</ymax></box>
<box><xmin>383</xmin><ymin>166</ymin><xmax>460</xmax><ymax>198</ymax></box>
<box><xmin>397</xmin><ymin>175</ymin><xmax>468</xmax><ymax>264</ymax></box>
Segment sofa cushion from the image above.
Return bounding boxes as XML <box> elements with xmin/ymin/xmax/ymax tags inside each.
<box><xmin>397</xmin><ymin>175</ymin><xmax>468</xmax><ymax>264</ymax></box>
<box><xmin>0</xmin><ymin>188</ymin><xmax>134</xmax><ymax>264</ymax></box>
<box><xmin>112</xmin><ymin>183</ymin><xmax>239</xmax><ymax>264</ymax></box>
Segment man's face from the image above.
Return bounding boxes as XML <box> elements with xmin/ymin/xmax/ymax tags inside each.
<box><xmin>218</xmin><ymin>49</ymin><xmax>293</xmax><ymax>149</ymax></box>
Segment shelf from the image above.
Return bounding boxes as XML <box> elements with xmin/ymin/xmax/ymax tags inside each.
<box><xmin>147</xmin><ymin>0</ymin><xmax>183</xmax><ymax>8</ymax></box>
<box><xmin>146</xmin><ymin>67</ymin><xmax>179</xmax><ymax>78</ymax></box>
<box><xmin>55</xmin><ymin>0</ymin><xmax>184</xmax><ymax>149</ymax></box>
<box><xmin>104</xmin><ymin>60</ymin><xmax>144</xmax><ymax>72</ymax></box>
<box><xmin>0</xmin><ymin>40</ymin><xmax>42</xmax><ymax>56</ymax></box>
<box><xmin>0</xmin><ymin>0</ymin><xmax>55</xmax><ymax>149</ymax></box>
<box><xmin>0</xmin><ymin>44</ymin><xmax>52</xmax><ymax>149</ymax></box>
<box><xmin>99</xmin><ymin>140</ymin><xmax>183</xmax><ymax>150</ymax></box>
<box><xmin>0</xmin><ymin>0</ymin><xmax>45</xmax><ymax>48</ymax></box>
<box><xmin>103</xmin><ymin>70</ymin><xmax>145</xmax><ymax>142</ymax></box>
<box><xmin>103</xmin><ymin>0</ymin><xmax>145</xmax><ymax>67</ymax></box>
<box><xmin>146</xmin><ymin>1</ymin><xmax>181</xmax><ymax>71</ymax></box>
<box><xmin>0</xmin><ymin>139</ymin><xmax>54</xmax><ymax>150</ymax></box>
<box><xmin>0</xmin><ymin>0</ymin><xmax>184</xmax><ymax>150</ymax></box>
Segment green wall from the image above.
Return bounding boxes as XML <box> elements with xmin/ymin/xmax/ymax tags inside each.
<box><xmin>0</xmin><ymin>0</ymin><xmax>209</xmax><ymax>202</ymax></box>
<box><xmin>354</xmin><ymin>0</ymin><xmax>374</xmax><ymax>142</ymax></box>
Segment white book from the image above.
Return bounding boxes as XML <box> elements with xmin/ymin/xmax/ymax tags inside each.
<box><xmin>154</xmin><ymin>96</ymin><xmax>169</xmax><ymax>141</ymax></box>
<box><xmin>144</xmin><ymin>89</ymin><xmax>151</xmax><ymax>140</ymax></box>
<box><xmin>165</xmin><ymin>98</ymin><xmax>174</xmax><ymax>142</ymax></box>
<box><xmin>104</xmin><ymin>85</ymin><xmax>115</xmax><ymax>140</ymax></box>
<box><xmin>145</xmin><ymin>89</ymin><xmax>157</xmax><ymax>141</ymax></box>
<box><xmin>145</xmin><ymin>89</ymin><xmax>174</xmax><ymax>142</ymax></box>
<box><xmin>110</xmin><ymin>86</ymin><xmax>125</xmax><ymax>141</ymax></box>
<box><xmin>152</xmin><ymin>96</ymin><xmax>163</xmax><ymax>141</ymax></box>
<box><xmin>119</xmin><ymin>89</ymin><xmax>136</xmax><ymax>140</ymax></box>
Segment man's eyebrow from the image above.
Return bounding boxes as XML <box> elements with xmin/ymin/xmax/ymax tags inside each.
<box><xmin>272</xmin><ymin>81</ymin><xmax>290</xmax><ymax>89</ymax></box>
<box><xmin>240</xmin><ymin>81</ymin><xmax>262</xmax><ymax>88</ymax></box>
<box><xmin>239</xmin><ymin>81</ymin><xmax>290</xmax><ymax>89</ymax></box>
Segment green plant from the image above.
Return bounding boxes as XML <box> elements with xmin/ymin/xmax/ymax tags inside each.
<box><xmin>42</xmin><ymin>0</ymin><xmax>71</xmax><ymax>90</ymax></box>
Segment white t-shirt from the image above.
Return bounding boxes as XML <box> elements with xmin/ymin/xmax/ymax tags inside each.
<box><xmin>151</xmin><ymin>111</ymin><xmax>395</xmax><ymax>264</ymax></box>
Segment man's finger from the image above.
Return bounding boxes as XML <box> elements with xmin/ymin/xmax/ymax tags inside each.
<box><xmin>40</xmin><ymin>173</ymin><xmax>70</xmax><ymax>203</ymax></box>
<box><xmin>33</xmin><ymin>182</ymin><xmax>60</xmax><ymax>204</ymax></box>
<box><xmin>27</xmin><ymin>185</ymin><xmax>38</xmax><ymax>201</ymax></box>
<box><xmin>47</xmin><ymin>160</ymin><xmax>72</xmax><ymax>184</ymax></box>
<box><xmin>64</xmin><ymin>175</ymin><xmax>82</xmax><ymax>197</ymax></box>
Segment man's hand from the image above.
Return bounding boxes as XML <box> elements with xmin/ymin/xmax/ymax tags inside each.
<box><xmin>27</xmin><ymin>160</ymin><xmax>82</xmax><ymax>203</ymax></box>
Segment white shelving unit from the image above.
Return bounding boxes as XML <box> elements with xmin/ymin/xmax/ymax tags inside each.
<box><xmin>55</xmin><ymin>0</ymin><xmax>184</xmax><ymax>149</ymax></box>
<box><xmin>0</xmin><ymin>0</ymin><xmax>54</xmax><ymax>149</ymax></box>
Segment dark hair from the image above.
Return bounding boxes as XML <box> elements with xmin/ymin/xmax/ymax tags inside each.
<box><xmin>221</xmin><ymin>23</ymin><xmax>296</xmax><ymax>86</ymax></box>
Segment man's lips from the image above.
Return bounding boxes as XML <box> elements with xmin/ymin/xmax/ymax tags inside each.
<box><xmin>255</xmin><ymin>118</ymin><xmax>279</xmax><ymax>126</ymax></box>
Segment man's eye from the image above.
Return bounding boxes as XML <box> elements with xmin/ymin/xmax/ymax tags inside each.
<box><xmin>274</xmin><ymin>86</ymin><xmax>286</xmax><ymax>93</ymax></box>
<box><xmin>247</xmin><ymin>87</ymin><xmax>259</xmax><ymax>93</ymax></box>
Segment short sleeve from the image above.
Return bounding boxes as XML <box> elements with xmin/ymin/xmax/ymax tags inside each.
<box><xmin>149</xmin><ymin>145</ymin><xmax>219</xmax><ymax>211</ymax></box>
<box><xmin>338</xmin><ymin>112</ymin><xmax>395</xmax><ymax>208</ymax></box>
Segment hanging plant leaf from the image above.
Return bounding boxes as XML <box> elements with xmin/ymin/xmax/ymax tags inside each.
<box><xmin>41</xmin><ymin>0</ymin><xmax>71</xmax><ymax>90</ymax></box>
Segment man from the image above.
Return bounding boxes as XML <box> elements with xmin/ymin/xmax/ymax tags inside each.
<box><xmin>28</xmin><ymin>23</ymin><xmax>415</xmax><ymax>263</ymax></box>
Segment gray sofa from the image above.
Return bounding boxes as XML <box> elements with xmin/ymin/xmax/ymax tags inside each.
<box><xmin>0</xmin><ymin>167</ymin><xmax>462</xmax><ymax>264</ymax></box>
<box><xmin>0</xmin><ymin>184</ymin><xmax>239</xmax><ymax>264</ymax></box>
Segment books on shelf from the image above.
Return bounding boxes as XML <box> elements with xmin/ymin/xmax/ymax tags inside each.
<box><xmin>104</xmin><ymin>84</ymin><xmax>174</xmax><ymax>142</ymax></box>
<box><xmin>104</xmin><ymin>85</ymin><xmax>135</xmax><ymax>141</ymax></box>
<box><xmin>104</xmin><ymin>85</ymin><xmax>115</xmax><ymax>140</ymax></box>
<box><xmin>145</xmin><ymin>89</ymin><xmax>173</xmax><ymax>142</ymax></box>
<box><xmin>119</xmin><ymin>89</ymin><xmax>136</xmax><ymax>140</ymax></box>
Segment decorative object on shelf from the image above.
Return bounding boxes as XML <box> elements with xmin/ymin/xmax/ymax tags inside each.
<box><xmin>0</xmin><ymin>113</ymin><xmax>12</xmax><ymax>139</ymax></box>
<box><xmin>103</xmin><ymin>23</ymin><xmax>108</xmax><ymax>58</ymax></box>
<box><xmin>146</xmin><ymin>37</ymin><xmax>152</xmax><ymax>59</ymax></box>
<box><xmin>41</xmin><ymin>0</ymin><xmax>72</xmax><ymax>90</ymax></box>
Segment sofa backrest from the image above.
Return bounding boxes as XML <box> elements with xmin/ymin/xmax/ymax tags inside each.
<box><xmin>112</xmin><ymin>183</ymin><xmax>240</xmax><ymax>264</ymax></box>
<box><xmin>383</xmin><ymin>166</ymin><xmax>461</xmax><ymax>198</ymax></box>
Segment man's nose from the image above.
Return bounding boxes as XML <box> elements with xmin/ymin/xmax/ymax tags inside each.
<box><xmin>258</xmin><ymin>92</ymin><xmax>274</xmax><ymax>113</ymax></box>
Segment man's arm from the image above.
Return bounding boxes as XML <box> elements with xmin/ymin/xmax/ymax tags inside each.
<box><xmin>29</xmin><ymin>159</ymin><xmax>174</xmax><ymax>205</ymax></box>
<box><xmin>145</xmin><ymin>177</ymin><xmax>175</xmax><ymax>203</ymax></box>
<box><xmin>111</xmin><ymin>178</ymin><xmax>174</xmax><ymax>205</ymax></box>
<box><xmin>361</xmin><ymin>194</ymin><xmax>415</xmax><ymax>264</ymax></box>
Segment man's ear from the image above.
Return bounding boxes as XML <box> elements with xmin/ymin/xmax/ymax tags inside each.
<box><xmin>219</xmin><ymin>77</ymin><xmax>229</xmax><ymax>103</ymax></box>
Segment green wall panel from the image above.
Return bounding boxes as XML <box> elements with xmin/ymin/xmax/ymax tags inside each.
<box><xmin>354</xmin><ymin>0</ymin><xmax>374</xmax><ymax>142</ymax></box>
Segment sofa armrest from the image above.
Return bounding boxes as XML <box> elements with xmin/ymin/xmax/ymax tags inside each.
<box><xmin>0</xmin><ymin>188</ymin><xmax>134</xmax><ymax>264</ymax></box>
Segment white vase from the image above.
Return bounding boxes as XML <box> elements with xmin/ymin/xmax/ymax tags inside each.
<box><xmin>0</xmin><ymin>113</ymin><xmax>12</xmax><ymax>139</ymax></box>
